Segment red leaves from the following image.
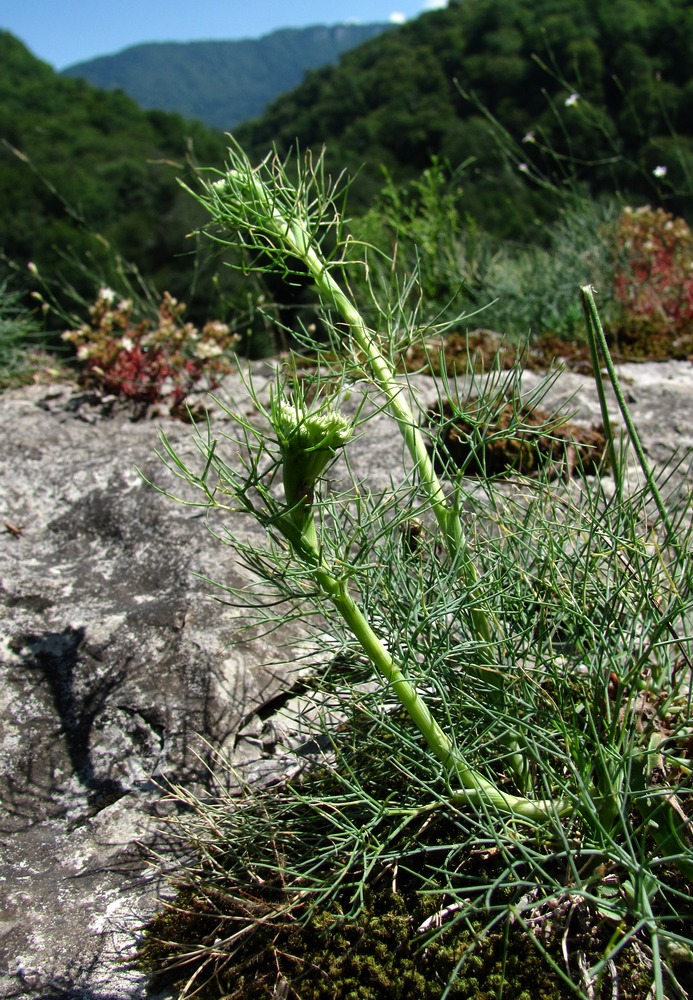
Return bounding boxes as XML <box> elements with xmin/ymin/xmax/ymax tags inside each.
<box><xmin>63</xmin><ymin>289</ymin><xmax>239</xmax><ymax>408</ymax></box>
<box><xmin>612</xmin><ymin>206</ymin><xmax>693</xmax><ymax>337</ymax></box>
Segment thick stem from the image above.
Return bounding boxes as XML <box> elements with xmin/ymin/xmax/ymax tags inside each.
<box><xmin>313</xmin><ymin>563</ymin><xmax>568</xmax><ymax>821</ymax></box>
<box><xmin>208</xmin><ymin>162</ymin><xmax>572</xmax><ymax>822</ymax></box>
<box><xmin>243</xmin><ymin>171</ymin><xmax>493</xmax><ymax>647</ymax></box>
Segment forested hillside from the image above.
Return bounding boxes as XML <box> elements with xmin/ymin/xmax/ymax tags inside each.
<box><xmin>62</xmin><ymin>24</ymin><xmax>391</xmax><ymax>131</ymax></box>
<box><xmin>0</xmin><ymin>31</ymin><xmax>227</xmax><ymax>318</ymax></box>
<box><xmin>237</xmin><ymin>0</ymin><xmax>693</xmax><ymax>234</ymax></box>
<box><xmin>2</xmin><ymin>0</ymin><xmax>692</xmax><ymax>343</ymax></box>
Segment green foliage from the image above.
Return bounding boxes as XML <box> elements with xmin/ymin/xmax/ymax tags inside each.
<box><xmin>0</xmin><ymin>31</ymin><xmax>228</xmax><ymax>319</ymax></box>
<box><xmin>0</xmin><ymin>275</ymin><xmax>61</xmax><ymax>387</ymax></box>
<box><xmin>141</xmin><ymin>145</ymin><xmax>693</xmax><ymax>999</ymax></box>
<box><xmin>354</xmin><ymin>159</ymin><xmax>475</xmax><ymax>313</ymax></box>
<box><xmin>237</xmin><ymin>0</ymin><xmax>693</xmax><ymax>233</ymax></box>
<box><xmin>473</xmin><ymin>198</ymin><xmax>619</xmax><ymax>341</ymax></box>
<box><xmin>62</xmin><ymin>25</ymin><xmax>393</xmax><ymax>131</ymax></box>
<box><xmin>351</xmin><ymin>169</ymin><xmax>693</xmax><ymax>350</ymax></box>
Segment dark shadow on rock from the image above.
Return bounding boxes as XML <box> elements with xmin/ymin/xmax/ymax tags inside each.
<box><xmin>4</xmin><ymin>956</ymin><xmax>158</xmax><ymax>1000</ymax></box>
<box><xmin>8</xmin><ymin>989</ymin><xmax>147</xmax><ymax>1000</ymax></box>
<box><xmin>32</xmin><ymin>994</ymin><xmax>137</xmax><ymax>999</ymax></box>
<box><xmin>10</xmin><ymin>626</ymin><xmax>126</xmax><ymax>807</ymax></box>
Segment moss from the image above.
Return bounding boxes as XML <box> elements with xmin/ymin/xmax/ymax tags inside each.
<box><xmin>140</xmin><ymin>874</ymin><xmax>659</xmax><ymax>999</ymax></box>
<box><xmin>137</xmin><ymin>709</ymin><xmax>683</xmax><ymax>998</ymax></box>
<box><xmin>427</xmin><ymin>396</ymin><xmax>607</xmax><ymax>479</ymax></box>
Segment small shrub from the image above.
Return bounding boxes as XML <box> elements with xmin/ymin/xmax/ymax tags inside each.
<box><xmin>354</xmin><ymin>159</ymin><xmax>476</xmax><ymax>313</ymax></box>
<box><xmin>63</xmin><ymin>287</ymin><xmax>239</xmax><ymax>409</ymax></box>
<box><xmin>477</xmin><ymin>198</ymin><xmax>617</xmax><ymax>344</ymax></box>
<box><xmin>141</xmin><ymin>145</ymin><xmax>693</xmax><ymax>1000</ymax></box>
<box><xmin>610</xmin><ymin>205</ymin><xmax>693</xmax><ymax>355</ymax></box>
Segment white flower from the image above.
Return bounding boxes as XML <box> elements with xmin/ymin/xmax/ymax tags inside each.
<box><xmin>522</xmin><ymin>131</ymin><xmax>536</xmax><ymax>144</ymax></box>
<box><xmin>120</xmin><ymin>337</ymin><xmax>134</xmax><ymax>351</ymax></box>
<box><xmin>98</xmin><ymin>287</ymin><xmax>116</xmax><ymax>304</ymax></box>
<box><xmin>564</xmin><ymin>92</ymin><xmax>580</xmax><ymax>107</ymax></box>
<box><xmin>653</xmin><ymin>165</ymin><xmax>668</xmax><ymax>179</ymax></box>
<box><xmin>518</xmin><ymin>162</ymin><xmax>530</xmax><ymax>174</ymax></box>
<box><xmin>194</xmin><ymin>341</ymin><xmax>224</xmax><ymax>359</ymax></box>
<box><xmin>201</xmin><ymin>321</ymin><xmax>231</xmax><ymax>339</ymax></box>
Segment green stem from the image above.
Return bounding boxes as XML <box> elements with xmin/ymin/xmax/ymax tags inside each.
<box><xmin>312</xmin><ymin>560</ymin><xmax>567</xmax><ymax>821</ymax></box>
<box><xmin>580</xmin><ymin>287</ymin><xmax>623</xmax><ymax>498</ymax></box>
<box><xmin>240</xmin><ymin>168</ymin><xmax>493</xmax><ymax>647</ymax></box>
<box><xmin>579</xmin><ymin>285</ymin><xmax>675</xmax><ymax>542</ymax></box>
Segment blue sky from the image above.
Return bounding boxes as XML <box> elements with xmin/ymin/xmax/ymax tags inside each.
<box><xmin>0</xmin><ymin>0</ymin><xmax>448</xmax><ymax>69</ymax></box>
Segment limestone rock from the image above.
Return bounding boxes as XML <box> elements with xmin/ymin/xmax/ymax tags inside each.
<box><xmin>0</xmin><ymin>359</ymin><xmax>691</xmax><ymax>997</ymax></box>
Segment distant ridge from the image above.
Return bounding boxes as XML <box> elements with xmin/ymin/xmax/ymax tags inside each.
<box><xmin>62</xmin><ymin>24</ymin><xmax>392</xmax><ymax>130</ymax></box>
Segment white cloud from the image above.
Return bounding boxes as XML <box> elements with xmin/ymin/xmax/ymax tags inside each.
<box><xmin>389</xmin><ymin>1</ymin><xmax>447</xmax><ymax>26</ymax></box>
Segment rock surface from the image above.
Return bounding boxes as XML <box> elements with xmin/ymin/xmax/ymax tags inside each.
<box><xmin>0</xmin><ymin>359</ymin><xmax>691</xmax><ymax>998</ymax></box>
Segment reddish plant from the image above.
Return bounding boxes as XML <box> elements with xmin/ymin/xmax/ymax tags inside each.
<box><xmin>611</xmin><ymin>206</ymin><xmax>693</xmax><ymax>343</ymax></box>
<box><xmin>63</xmin><ymin>289</ymin><xmax>239</xmax><ymax>408</ymax></box>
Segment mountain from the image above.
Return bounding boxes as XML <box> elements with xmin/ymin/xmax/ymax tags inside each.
<box><xmin>236</xmin><ymin>0</ymin><xmax>693</xmax><ymax>232</ymax></box>
<box><xmin>4</xmin><ymin>0</ymin><xmax>693</xmax><ymax>334</ymax></box>
<box><xmin>0</xmin><ymin>31</ymin><xmax>227</xmax><ymax>316</ymax></box>
<box><xmin>62</xmin><ymin>24</ymin><xmax>392</xmax><ymax>131</ymax></box>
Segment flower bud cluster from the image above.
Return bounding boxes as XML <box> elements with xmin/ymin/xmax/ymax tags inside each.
<box><xmin>272</xmin><ymin>394</ymin><xmax>352</xmax><ymax>511</ymax></box>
